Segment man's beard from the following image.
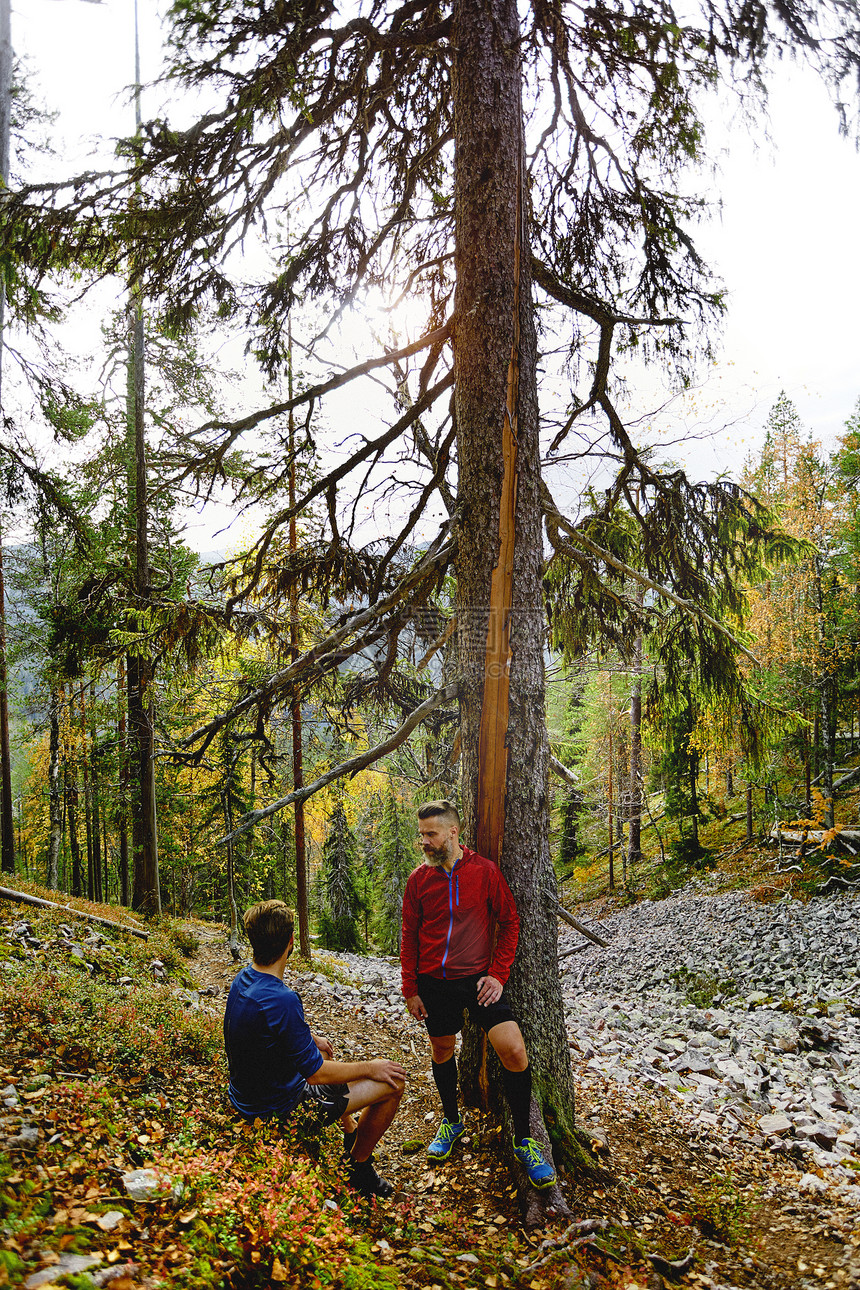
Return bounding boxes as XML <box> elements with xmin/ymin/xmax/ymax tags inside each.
<box><xmin>422</xmin><ymin>842</ymin><xmax>450</xmax><ymax>866</ymax></box>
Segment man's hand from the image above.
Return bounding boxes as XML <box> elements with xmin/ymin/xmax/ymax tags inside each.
<box><xmin>368</xmin><ymin>1058</ymin><xmax>407</xmax><ymax>1089</ymax></box>
<box><xmin>476</xmin><ymin>974</ymin><xmax>503</xmax><ymax>1006</ymax></box>
<box><xmin>405</xmin><ymin>994</ymin><xmax>428</xmax><ymax>1021</ymax></box>
<box><xmin>313</xmin><ymin>1035</ymin><xmax>334</xmax><ymax>1060</ymax></box>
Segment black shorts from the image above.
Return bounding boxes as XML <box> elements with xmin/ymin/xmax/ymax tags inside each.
<box><xmin>417</xmin><ymin>972</ymin><xmax>517</xmax><ymax>1038</ymax></box>
<box><xmin>296</xmin><ymin>1081</ymin><xmax>351</xmax><ymax>1125</ymax></box>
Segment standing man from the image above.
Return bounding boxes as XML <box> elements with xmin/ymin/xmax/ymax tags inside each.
<box><xmin>401</xmin><ymin>800</ymin><xmax>557</xmax><ymax>1189</ymax></box>
<box><xmin>225</xmin><ymin>899</ymin><xmax>407</xmax><ymax>1198</ymax></box>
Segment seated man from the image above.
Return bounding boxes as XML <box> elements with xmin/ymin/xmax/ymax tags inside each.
<box><xmin>224</xmin><ymin>899</ymin><xmax>406</xmax><ymax>1198</ymax></box>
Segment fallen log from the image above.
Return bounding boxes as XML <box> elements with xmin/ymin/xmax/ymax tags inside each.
<box><xmin>0</xmin><ymin>886</ymin><xmax>149</xmax><ymax>940</ymax></box>
<box><xmin>767</xmin><ymin>828</ymin><xmax>860</xmax><ymax>845</ymax></box>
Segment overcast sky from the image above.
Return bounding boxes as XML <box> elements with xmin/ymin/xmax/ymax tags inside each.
<box><xmin>13</xmin><ymin>0</ymin><xmax>860</xmax><ymax>494</ymax></box>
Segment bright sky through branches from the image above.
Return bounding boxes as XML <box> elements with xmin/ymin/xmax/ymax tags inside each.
<box><xmin>14</xmin><ymin>0</ymin><xmax>860</xmax><ymax>490</ymax></box>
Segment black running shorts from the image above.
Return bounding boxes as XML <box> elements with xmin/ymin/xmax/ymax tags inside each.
<box><xmin>416</xmin><ymin>972</ymin><xmax>517</xmax><ymax>1038</ymax></box>
<box><xmin>297</xmin><ymin>1081</ymin><xmax>351</xmax><ymax>1125</ymax></box>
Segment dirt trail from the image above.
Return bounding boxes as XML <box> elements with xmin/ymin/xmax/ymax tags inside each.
<box><xmin>188</xmin><ymin>924</ymin><xmax>860</xmax><ymax>1289</ymax></box>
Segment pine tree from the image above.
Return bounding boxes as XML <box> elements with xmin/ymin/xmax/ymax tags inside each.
<box><xmin>319</xmin><ymin>800</ymin><xmax>365</xmax><ymax>953</ymax></box>
<box><xmin>373</xmin><ymin>784</ymin><xmax>414</xmax><ymax>954</ymax></box>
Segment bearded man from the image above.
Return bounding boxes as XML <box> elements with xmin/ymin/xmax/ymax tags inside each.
<box><xmin>400</xmin><ymin>799</ymin><xmax>556</xmax><ymax>1189</ymax></box>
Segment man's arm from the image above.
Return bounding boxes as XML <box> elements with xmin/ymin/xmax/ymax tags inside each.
<box><xmin>306</xmin><ymin>1058</ymin><xmax>406</xmax><ymax>1088</ymax></box>
<box><xmin>487</xmin><ymin>867</ymin><xmax>520</xmax><ymax>984</ymax></box>
<box><xmin>400</xmin><ymin>872</ymin><xmax>421</xmax><ymax>998</ymax></box>
<box><xmin>311</xmin><ymin>1034</ymin><xmax>334</xmax><ymax>1060</ymax></box>
<box><xmin>404</xmin><ymin>994</ymin><xmax>427</xmax><ymax>1020</ymax></box>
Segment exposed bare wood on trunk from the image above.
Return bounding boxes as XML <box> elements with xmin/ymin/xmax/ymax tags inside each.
<box><xmin>475</xmin><ymin>209</ymin><xmax>519</xmax><ymax>866</ymax></box>
<box><xmin>453</xmin><ymin>0</ymin><xmax>576</xmax><ymax>1221</ymax></box>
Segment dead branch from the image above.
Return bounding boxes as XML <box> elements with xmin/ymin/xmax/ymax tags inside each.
<box><xmin>218</xmin><ymin>681</ymin><xmax>459</xmax><ymax>844</ymax></box>
<box><xmin>545</xmin><ymin>891</ymin><xmax>609</xmax><ymax>946</ymax></box>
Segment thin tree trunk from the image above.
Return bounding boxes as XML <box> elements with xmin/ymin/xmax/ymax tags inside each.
<box><xmin>627</xmin><ymin>604</ymin><xmax>643</xmax><ymax>879</ymax></box>
<box><xmin>0</xmin><ymin>0</ymin><xmax>13</xmax><ymax>880</ymax></box>
<box><xmin>607</xmin><ymin>727</ymin><xmax>615</xmax><ymax>892</ymax></box>
<box><xmin>224</xmin><ymin>788</ymin><xmax>241</xmax><ymax>961</ymax></box>
<box><xmin>47</xmin><ymin>688</ymin><xmax>62</xmax><ymax>889</ymax></box>
<box><xmin>288</xmin><ymin>322</ymin><xmax>311</xmax><ymax>959</ymax></box>
<box><xmin>453</xmin><ymin>0</ymin><xmax>576</xmax><ymax>1221</ymax></box>
<box><xmin>67</xmin><ymin>766</ymin><xmax>82</xmax><ymax>898</ymax></box>
<box><xmin>0</xmin><ymin>526</ymin><xmax>15</xmax><ymax>875</ymax></box>
<box><xmin>746</xmin><ymin>786</ymin><xmax>754</xmax><ymax>845</ymax></box>
<box><xmin>89</xmin><ymin>683</ymin><xmax>103</xmax><ymax>904</ymax></box>
<box><xmin>127</xmin><ymin>299</ymin><xmax>160</xmax><ymax>915</ymax></box>
<box><xmin>117</xmin><ymin>657</ymin><xmax>130</xmax><ymax>906</ymax></box>
<box><xmin>80</xmin><ymin>689</ymin><xmax>95</xmax><ymax>902</ymax></box>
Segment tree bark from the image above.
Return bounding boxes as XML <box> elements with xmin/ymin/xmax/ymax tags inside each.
<box><xmin>117</xmin><ymin>657</ymin><xmax>130</xmax><ymax>906</ymax></box>
<box><xmin>453</xmin><ymin>0</ymin><xmax>577</xmax><ymax>1219</ymax></box>
<box><xmin>746</xmin><ymin>786</ymin><xmax>754</xmax><ymax>844</ymax></box>
<box><xmin>0</xmin><ymin>0</ymin><xmax>10</xmax><ymax>878</ymax></box>
<box><xmin>288</xmin><ymin>332</ymin><xmax>311</xmax><ymax>958</ymax></box>
<box><xmin>0</xmin><ymin>526</ymin><xmax>15</xmax><ymax>875</ymax></box>
<box><xmin>67</xmin><ymin>765</ymin><xmax>82</xmax><ymax>898</ymax></box>
<box><xmin>47</xmin><ymin>688</ymin><xmax>62</xmax><ymax>890</ymax></box>
<box><xmin>627</xmin><ymin>614</ymin><xmax>644</xmax><ymax>879</ymax></box>
<box><xmin>127</xmin><ymin>298</ymin><xmax>160</xmax><ymax>916</ymax></box>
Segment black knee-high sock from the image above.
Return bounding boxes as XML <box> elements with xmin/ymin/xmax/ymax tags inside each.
<box><xmin>501</xmin><ymin>1064</ymin><xmax>532</xmax><ymax>1143</ymax></box>
<box><xmin>431</xmin><ymin>1057</ymin><xmax>460</xmax><ymax>1124</ymax></box>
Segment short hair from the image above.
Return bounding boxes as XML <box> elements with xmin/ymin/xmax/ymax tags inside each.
<box><xmin>417</xmin><ymin>799</ymin><xmax>461</xmax><ymax>828</ymax></box>
<box><xmin>244</xmin><ymin>900</ymin><xmax>295</xmax><ymax>965</ymax></box>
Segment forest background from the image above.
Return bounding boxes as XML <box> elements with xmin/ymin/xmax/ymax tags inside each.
<box><xmin>1</xmin><ymin>0</ymin><xmax>859</xmax><ymax>940</ymax></box>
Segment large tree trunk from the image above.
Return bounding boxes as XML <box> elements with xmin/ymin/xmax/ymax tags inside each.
<box><xmin>453</xmin><ymin>0</ymin><xmax>578</xmax><ymax>1221</ymax></box>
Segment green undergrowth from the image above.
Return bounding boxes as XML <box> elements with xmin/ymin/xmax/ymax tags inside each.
<box><xmin>3</xmin><ymin>902</ymin><xmax>608</xmax><ymax>1290</ymax></box>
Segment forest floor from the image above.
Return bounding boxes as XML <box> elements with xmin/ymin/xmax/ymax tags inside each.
<box><xmin>2</xmin><ymin>885</ymin><xmax>859</xmax><ymax>1290</ymax></box>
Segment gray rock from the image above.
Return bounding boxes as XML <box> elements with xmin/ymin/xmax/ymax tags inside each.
<box><xmin>122</xmin><ymin>1168</ymin><xmax>167</xmax><ymax>1201</ymax></box>
<box><xmin>25</xmin><ymin>1253</ymin><xmax>102</xmax><ymax>1288</ymax></box>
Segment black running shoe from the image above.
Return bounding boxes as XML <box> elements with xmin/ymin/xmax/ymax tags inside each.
<box><xmin>348</xmin><ymin>1155</ymin><xmax>394</xmax><ymax>1199</ymax></box>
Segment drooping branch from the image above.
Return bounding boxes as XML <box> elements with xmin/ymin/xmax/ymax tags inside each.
<box><xmin>178</xmin><ymin>536</ymin><xmax>455</xmax><ymax>756</ymax></box>
<box><xmin>541</xmin><ymin>483</ymin><xmax>760</xmax><ymax>666</ymax></box>
<box><xmin>218</xmin><ymin>680</ymin><xmax>459</xmax><ymax>845</ymax></box>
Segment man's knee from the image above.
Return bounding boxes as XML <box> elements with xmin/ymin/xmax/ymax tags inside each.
<box><xmin>429</xmin><ymin>1035</ymin><xmax>456</xmax><ymax>1063</ymax></box>
<box><xmin>489</xmin><ymin>1023</ymin><xmax>528</xmax><ymax>1070</ymax></box>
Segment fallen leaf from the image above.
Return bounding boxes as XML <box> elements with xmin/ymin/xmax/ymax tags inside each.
<box><xmin>177</xmin><ymin>1210</ymin><xmax>198</xmax><ymax>1225</ymax></box>
<box><xmin>271</xmin><ymin>1257</ymin><xmax>287</xmax><ymax>1282</ymax></box>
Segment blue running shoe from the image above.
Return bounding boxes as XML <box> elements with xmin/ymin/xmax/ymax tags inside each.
<box><xmin>513</xmin><ymin>1136</ymin><xmax>557</xmax><ymax>1189</ymax></box>
<box><xmin>427</xmin><ymin>1117</ymin><xmax>466</xmax><ymax>1160</ymax></box>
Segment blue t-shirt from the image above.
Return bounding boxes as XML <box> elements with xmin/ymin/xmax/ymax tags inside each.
<box><xmin>224</xmin><ymin>965</ymin><xmax>324</xmax><ymax>1119</ymax></box>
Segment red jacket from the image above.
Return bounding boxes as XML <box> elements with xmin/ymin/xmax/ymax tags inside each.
<box><xmin>400</xmin><ymin>846</ymin><xmax>520</xmax><ymax>997</ymax></box>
